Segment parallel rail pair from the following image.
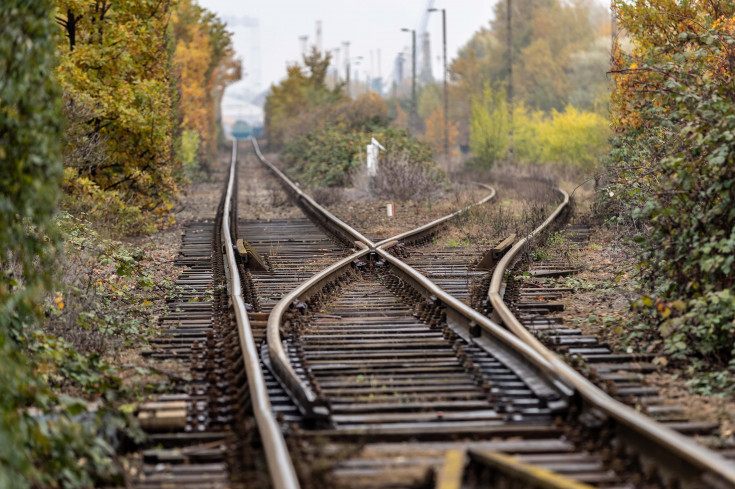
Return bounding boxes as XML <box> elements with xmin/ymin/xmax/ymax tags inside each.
<box><xmin>220</xmin><ymin>139</ymin><xmax>735</xmax><ymax>489</ymax></box>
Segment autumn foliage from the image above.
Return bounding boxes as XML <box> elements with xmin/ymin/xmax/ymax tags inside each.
<box><xmin>173</xmin><ymin>0</ymin><xmax>240</xmax><ymax>170</ymax></box>
<box><xmin>56</xmin><ymin>0</ymin><xmax>239</xmax><ymax>234</ymax></box>
<box><xmin>600</xmin><ymin>0</ymin><xmax>735</xmax><ymax>388</ymax></box>
<box><xmin>427</xmin><ymin>0</ymin><xmax>612</xmax><ymax>170</ymax></box>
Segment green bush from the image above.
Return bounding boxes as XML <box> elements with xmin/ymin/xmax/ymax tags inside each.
<box><xmin>469</xmin><ymin>84</ymin><xmax>510</xmax><ymax>169</ymax></box>
<box><xmin>469</xmin><ymin>83</ymin><xmax>609</xmax><ymax>172</ymax></box>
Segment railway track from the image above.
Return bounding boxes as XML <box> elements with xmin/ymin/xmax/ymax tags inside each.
<box><xmin>136</xmin><ymin>138</ymin><xmax>735</xmax><ymax>489</ymax></box>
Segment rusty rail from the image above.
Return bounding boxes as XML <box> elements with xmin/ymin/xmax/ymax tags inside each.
<box><xmin>252</xmin><ymin>139</ymin><xmax>571</xmax><ymax>425</ymax></box>
<box><xmin>222</xmin><ymin>140</ymin><xmax>300</xmax><ymax>489</ymax></box>
<box><xmin>487</xmin><ymin>189</ymin><xmax>735</xmax><ymax>488</ymax></box>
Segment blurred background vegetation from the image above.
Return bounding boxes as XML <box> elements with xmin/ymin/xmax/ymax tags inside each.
<box><xmin>265</xmin><ymin>0</ymin><xmax>613</xmax><ymax>183</ymax></box>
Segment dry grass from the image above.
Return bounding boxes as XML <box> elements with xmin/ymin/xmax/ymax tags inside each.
<box><xmin>351</xmin><ymin>152</ymin><xmax>445</xmax><ymax>202</ymax></box>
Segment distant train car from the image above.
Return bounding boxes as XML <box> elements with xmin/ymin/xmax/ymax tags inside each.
<box><xmin>231</xmin><ymin>120</ymin><xmax>264</xmax><ymax>140</ymax></box>
<box><xmin>231</xmin><ymin>120</ymin><xmax>251</xmax><ymax>139</ymax></box>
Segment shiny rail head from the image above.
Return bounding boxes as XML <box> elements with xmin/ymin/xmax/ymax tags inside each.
<box><xmin>462</xmin><ymin>449</ymin><xmax>596</xmax><ymax>489</ymax></box>
<box><xmin>373</xmin><ymin>247</ymin><xmax>573</xmax><ymax>404</ymax></box>
<box><xmin>265</xmin><ymin>248</ymin><xmax>372</xmax><ymax>425</ymax></box>
<box><xmin>251</xmin><ymin>137</ymin><xmax>375</xmax><ymax>249</ymax></box>
<box><xmin>223</xmin><ymin>139</ymin><xmax>302</xmax><ymax>489</ymax></box>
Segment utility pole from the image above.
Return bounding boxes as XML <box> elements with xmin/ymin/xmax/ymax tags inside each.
<box><xmin>506</xmin><ymin>0</ymin><xmax>514</xmax><ymax>165</ymax></box>
<box><xmin>343</xmin><ymin>41</ymin><xmax>350</xmax><ymax>95</ymax></box>
<box><xmin>402</xmin><ymin>28</ymin><xmax>417</xmax><ymax>131</ymax></box>
<box><xmin>429</xmin><ymin>8</ymin><xmax>449</xmax><ymax>159</ymax></box>
<box><xmin>333</xmin><ymin>47</ymin><xmax>341</xmax><ymax>82</ymax></box>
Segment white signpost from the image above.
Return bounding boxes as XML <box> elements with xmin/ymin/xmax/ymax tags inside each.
<box><xmin>366</xmin><ymin>137</ymin><xmax>385</xmax><ymax>177</ymax></box>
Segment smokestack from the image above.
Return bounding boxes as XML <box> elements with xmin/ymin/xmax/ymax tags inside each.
<box><xmin>420</xmin><ymin>31</ymin><xmax>433</xmax><ymax>82</ymax></box>
<box><xmin>316</xmin><ymin>20</ymin><xmax>322</xmax><ymax>52</ymax></box>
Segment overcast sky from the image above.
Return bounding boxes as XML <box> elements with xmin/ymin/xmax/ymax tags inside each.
<box><xmin>198</xmin><ymin>0</ymin><xmax>496</xmax><ymax>94</ymax></box>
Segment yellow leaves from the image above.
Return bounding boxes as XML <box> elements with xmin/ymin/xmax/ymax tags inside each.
<box><xmin>53</xmin><ymin>291</ymin><xmax>64</xmax><ymax>310</ymax></box>
<box><xmin>422</xmin><ymin>107</ymin><xmax>460</xmax><ymax>156</ymax></box>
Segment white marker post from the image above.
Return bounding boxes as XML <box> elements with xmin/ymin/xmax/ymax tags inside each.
<box><xmin>386</xmin><ymin>203</ymin><xmax>394</xmax><ymax>217</ymax></box>
<box><xmin>366</xmin><ymin>137</ymin><xmax>385</xmax><ymax>178</ymax></box>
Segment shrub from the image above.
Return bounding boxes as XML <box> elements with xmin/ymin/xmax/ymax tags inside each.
<box><xmin>283</xmin><ymin>126</ymin><xmax>436</xmax><ymax>188</ymax></box>
<box><xmin>469</xmin><ymin>83</ymin><xmax>609</xmax><ymax>173</ymax></box>
<box><xmin>369</xmin><ymin>151</ymin><xmax>446</xmax><ymax>201</ymax></box>
<box><xmin>599</xmin><ymin>0</ymin><xmax>735</xmax><ymax>390</ymax></box>
<box><xmin>469</xmin><ymin>83</ymin><xmax>510</xmax><ymax>169</ymax></box>
<box><xmin>1</xmin><ymin>3</ymin><xmax>129</xmax><ymax>486</ymax></box>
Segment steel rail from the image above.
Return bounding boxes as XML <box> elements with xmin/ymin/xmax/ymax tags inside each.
<box><xmin>263</xmin><ymin>239</ymin><xmax>571</xmax><ymax>425</ymax></box>
<box><xmin>222</xmin><ymin>140</ymin><xmax>301</xmax><ymax>489</ymax></box>
<box><xmin>252</xmin><ymin>138</ymin><xmax>375</xmax><ymax>248</ymax></box>
<box><xmin>371</xmin><ymin>244</ymin><xmax>572</xmax><ymax>403</ymax></box>
<box><xmin>374</xmin><ymin>183</ymin><xmax>496</xmax><ymax>249</ymax></box>
<box><xmin>463</xmin><ymin>449</ymin><xmax>596</xmax><ymax>489</ymax></box>
<box><xmin>488</xmin><ymin>189</ymin><xmax>735</xmax><ymax>488</ymax></box>
<box><xmin>251</xmin><ymin>139</ymin><xmax>531</xmax><ymax>421</ymax></box>
<box><xmin>265</xmin><ymin>247</ymin><xmax>370</xmax><ymax>420</ymax></box>
<box><xmin>252</xmin><ymin>140</ymin><xmax>571</xmax><ymax>419</ymax></box>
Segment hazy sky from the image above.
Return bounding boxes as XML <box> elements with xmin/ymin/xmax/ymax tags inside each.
<box><xmin>198</xmin><ymin>0</ymin><xmax>496</xmax><ymax>94</ymax></box>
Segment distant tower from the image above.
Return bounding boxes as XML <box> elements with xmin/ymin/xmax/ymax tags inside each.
<box><xmin>373</xmin><ymin>49</ymin><xmax>383</xmax><ymax>95</ymax></box>
<box><xmin>333</xmin><ymin>47</ymin><xmax>341</xmax><ymax>80</ymax></box>
<box><xmin>316</xmin><ymin>20</ymin><xmax>322</xmax><ymax>52</ymax></box>
<box><xmin>343</xmin><ymin>41</ymin><xmax>350</xmax><ymax>80</ymax></box>
<box><xmin>299</xmin><ymin>35</ymin><xmax>308</xmax><ymax>56</ymax></box>
<box><xmin>420</xmin><ymin>31</ymin><xmax>433</xmax><ymax>83</ymax></box>
<box><xmin>394</xmin><ymin>53</ymin><xmax>405</xmax><ymax>84</ymax></box>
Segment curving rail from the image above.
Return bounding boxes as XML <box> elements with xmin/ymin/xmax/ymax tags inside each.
<box><xmin>252</xmin><ymin>138</ymin><xmax>374</xmax><ymax>249</ymax></box>
<box><xmin>252</xmin><ymin>141</ymin><xmax>572</xmax><ymax>425</ymax></box>
<box><xmin>374</xmin><ymin>183</ymin><xmax>496</xmax><ymax>249</ymax></box>
<box><xmin>487</xmin><ymin>189</ymin><xmax>735</xmax><ymax>488</ymax></box>
<box><xmin>221</xmin><ymin>140</ymin><xmax>300</xmax><ymax>489</ymax></box>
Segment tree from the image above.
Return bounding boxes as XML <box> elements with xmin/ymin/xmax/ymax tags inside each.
<box><xmin>173</xmin><ymin>0</ymin><xmax>240</xmax><ymax>171</ymax></box>
<box><xmin>55</xmin><ymin>0</ymin><xmax>177</xmax><ymax>232</ymax></box>
<box><xmin>450</xmin><ymin>0</ymin><xmax>609</xmax><ymax>119</ymax></box>
<box><xmin>470</xmin><ymin>84</ymin><xmax>510</xmax><ymax>168</ymax></box>
<box><xmin>422</xmin><ymin>107</ymin><xmax>459</xmax><ymax>157</ymax></box>
<box><xmin>1</xmin><ymin>0</ymin><xmax>62</xmax><ymax>347</ymax></box>
<box><xmin>599</xmin><ymin>0</ymin><xmax>735</xmax><ymax>381</ymax></box>
<box><xmin>264</xmin><ymin>48</ymin><xmax>345</xmax><ymax>148</ymax></box>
